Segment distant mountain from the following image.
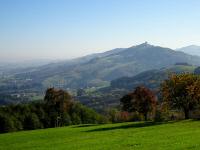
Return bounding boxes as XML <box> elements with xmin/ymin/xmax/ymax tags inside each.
<box><xmin>2</xmin><ymin>42</ymin><xmax>200</xmax><ymax>106</ymax></box>
<box><xmin>177</xmin><ymin>45</ymin><xmax>200</xmax><ymax>56</ymax></box>
<box><xmin>10</xmin><ymin>42</ymin><xmax>200</xmax><ymax>90</ymax></box>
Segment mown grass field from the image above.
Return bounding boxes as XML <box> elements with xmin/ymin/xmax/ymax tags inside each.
<box><xmin>0</xmin><ymin>120</ymin><xmax>200</xmax><ymax>150</ymax></box>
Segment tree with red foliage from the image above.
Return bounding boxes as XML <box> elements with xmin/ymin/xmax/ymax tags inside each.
<box><xmin>120</xmin><ymin>86</ymin><xmax>157</xmax><ymax>121</ymax></box>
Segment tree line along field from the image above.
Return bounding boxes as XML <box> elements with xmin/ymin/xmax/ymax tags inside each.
<box><xmin>1</xmin><ymin>73</ymin><xmax>200</xmax><ymax>149</ymax></box>
<box><xmin>0</xmin><ymin>120</ymin><xmax>200</xmax><ymax>150</ymax></box>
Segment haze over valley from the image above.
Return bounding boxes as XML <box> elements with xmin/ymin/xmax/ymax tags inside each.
<box><xmin>2</xmin><ymin>1</ymin><xmax>200</xmax><ymax>149</ymax></box>
<box><xmin>0</xmin><ymin>42</ymin><xmax>200</xmax><ymax>110</ymax></box>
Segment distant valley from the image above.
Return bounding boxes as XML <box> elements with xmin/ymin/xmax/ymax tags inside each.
<box><xmin>1</xmin><ymin>42</ymin><xmax>200</xmax><ymax>109</ymax></box>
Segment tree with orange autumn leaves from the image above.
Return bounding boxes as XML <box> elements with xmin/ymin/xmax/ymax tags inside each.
<box><xmin>161</xmin><ymin>74</ymin><xmax>200</xmax><ymax>119</ymax></box>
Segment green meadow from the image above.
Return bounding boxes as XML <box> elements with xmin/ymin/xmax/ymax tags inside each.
<box><xmin>0</xmin><ymin>120</ymin><xmax>200</xmax><ymax>150</ymax></box>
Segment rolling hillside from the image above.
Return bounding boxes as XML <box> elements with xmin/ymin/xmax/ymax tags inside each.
<box><xmin>1</xmin><ymin>43</ymin><xmax>200</xmax><ymax>105</ymax></box>
<box><xmin>0</xmin><ymin>120</ymin><xmax>200</xmax><ymax>150</ymax></box>
<box><xmin>12</xmin><ymin>42</ymin><xmax>200</xmax><ymax>89</ymax></box>
<box><xmin>77</xmin><ymin>64</ymin><xmax>197</xmax><ymax>111</ymax></box>
<box><xmin>110</xmin><ymin>64</ymin><xmax>196</xmax><ymax>91</ymax></box>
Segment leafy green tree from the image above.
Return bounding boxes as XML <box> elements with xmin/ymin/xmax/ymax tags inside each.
<box><xmin>62</xmin><ymin>112</ymin><xmax>72</xmax><ymax>126</ymax></box>
<box><xmin>0</xmin><ymin>114</ymin><xmax>16</xmax><ymax>133</ymax></box>
<box><xmin>23</xmin><ymin>113</ymin><xmax>41</xmax><ymax>130</ymax></box>
<box><xmin>79</xmin><ymin>104</ymin><xmax>98</xmax><ymax>124</ymax></box>
<box><xmin>71</xmin><ymin>113</ymin><xmax>82</xmax><ymax>124</ymax></box>
<box><xmin>12</xmin><ymin>117</ymin><xmax>23</xmax><ymax>131</ymax></box>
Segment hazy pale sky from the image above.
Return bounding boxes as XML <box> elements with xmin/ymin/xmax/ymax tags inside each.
<box><xmin>0</xmin><ymin>0</ymin><xmax>200</xmax><ymax>61</ymax></box>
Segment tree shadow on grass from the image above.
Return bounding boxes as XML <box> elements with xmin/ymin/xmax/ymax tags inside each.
<box><xmin>85</xmin><ymin>121</ymin><xmax>175</xmax><ymax>132</ymax></box>
<box><xmin>73</xmin><ymin>124</ymin><xmax>99</xmax><ymax>128</ymax></box>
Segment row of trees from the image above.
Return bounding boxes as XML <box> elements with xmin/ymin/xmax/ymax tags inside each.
<box><xmin>1</xmin><ymin>74</ymin><xmax>200</xmax><ymax>133</ymax></box>
<box><xmin>120</xmin><ymin>74</ymin><xmax>200</xmax><ymax>121</ymax></box>
<box><xmin>0</xmin><ymin>88</ymin><xmax>106</xmax><ymax>133</ymax></box>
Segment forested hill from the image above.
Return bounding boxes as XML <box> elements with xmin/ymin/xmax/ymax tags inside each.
<box><xmin>12</xmin><ymin>43</ymin><xmax>200</xmax><ymax>90</ymax></box>
<box><xmin>110</xmin><ymin>64</ymin><xmax>197</xmax><ymax>91</ymax></box>
<box><xmin>1</xmin><ymin>43</ymin><xmax>200</xmax><ymax>105</ymax></box>
<box><xmin>77</xmin><ymin>65</ymin><xmax>198</xmax><ymax>111</ymax></box>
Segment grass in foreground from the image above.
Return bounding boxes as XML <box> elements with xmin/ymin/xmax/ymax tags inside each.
<box><xmin>0</xmin><ymin>120</ymin><xmax>200</xmax><ymax>150</ymax></box>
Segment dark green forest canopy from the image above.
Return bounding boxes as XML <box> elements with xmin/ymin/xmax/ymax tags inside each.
<box><xmin>0</xmin><ymin>88</ymin><xmax>106</xmax><ymax>133</ymax></box>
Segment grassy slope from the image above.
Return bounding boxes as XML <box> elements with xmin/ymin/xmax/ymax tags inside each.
<box><xmin>0</xmin><ymin>120</ymin><xmax>200</xmax><ymax>150</ymax></box>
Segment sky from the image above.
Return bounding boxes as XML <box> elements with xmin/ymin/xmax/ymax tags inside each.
<box><xmin>0</xmin><ymin>0</ymin><xmax>200</xmax><ymax>62</ymax></box>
